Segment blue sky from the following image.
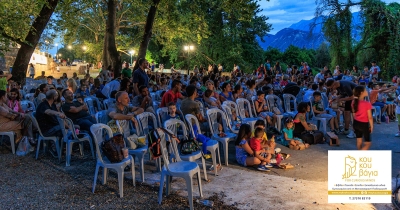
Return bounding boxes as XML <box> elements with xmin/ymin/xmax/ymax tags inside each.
<box><xmin>258</xmin><ymin>0</ymin><xmax>399</xmax><ymax>34</ymax></box>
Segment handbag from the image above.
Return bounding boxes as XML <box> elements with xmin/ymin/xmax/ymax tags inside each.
<box><xmin>16</xmin><ymin>136</ymin><xmax>31</xmax><ymax>156</ymax></box>
<box><xmin>180</xmin><ymin>137</ymin><xmax>200</xmax><ymax>155</ymax></box>
<box><xmin>125</xmin><ymin>134</ymin><xmax>138</xmax><ymax>150</ymax></box>
<box><xmin>101</xmin><ymin>134</ymin><xmax>125</xmax><ymax>163</ymax></box>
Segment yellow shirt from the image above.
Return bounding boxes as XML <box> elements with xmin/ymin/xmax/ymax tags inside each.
<box><xmin>251</xmin><ymin>131</ymin><xmax>269</xmax><ymax>143</ymax></box>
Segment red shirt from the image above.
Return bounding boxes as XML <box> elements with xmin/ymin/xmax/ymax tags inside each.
<box><xmin>352</xmin><ymin>100</ymin><xmax>372</xmax><ymax>122</ymax></box>
<box><xmin>249</xmin><ymin>137</ymin><xmax>262</xmax><ymax>152</ymax></box>
<box><xmin>160</xmin><ymin>90</ymin><xmax>182</xmax><ymax>107</ymax></box>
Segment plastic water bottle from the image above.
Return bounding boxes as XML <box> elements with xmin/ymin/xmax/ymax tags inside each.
<box><xmin>276</xmin><ymin>153</ymin><xmax>282</xmax><ymax>165</ymax></box>
<box><xmin>198</xmin><ymin>200</ymin><xmax>214</xmax><ymax>207</ymax></box>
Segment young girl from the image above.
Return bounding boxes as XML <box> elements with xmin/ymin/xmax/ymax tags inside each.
<box><xmin>235</xmin><ymin>124</ymin><xmax>266</xmax><ymax>168</ymax></box>
<box><xmin>7</xmin><ymin>88</ymin><xmax>24</xmax><ymax>113</ymax></box>
<box><xmin>352</xmin><ymin>86</ymin><xmax>373</xmax><ymax>150</ymax></box>
<box><xmin>233</xmin><ymin>84</ymin><xmax>245</xmax><ymax>101</ymax></box>
<box><xmin>282</xmin><ymin>118</ymin><xmax>309</xmax><ymax>150</ymax></box>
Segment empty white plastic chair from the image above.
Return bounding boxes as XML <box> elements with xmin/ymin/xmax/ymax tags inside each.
<box><xmin>185</xmin><ymin>114</ymin><xmax>221</xmax><ymax>176</ymax></box>
<box><xmin>157</xmin><ymin>129</ymin><xmax>203</xmax><ymax>210</ymax></box>
<box><xmin>221</xmin><ymin>105</ymin><xmax>239</xmax><ymax>133</ymax></box>
<box><xmin>164</xmin><ymin>119</ymin><xmax>208</xmax><ymax>181</ymax></box>
<box><xmin>282</xmin><ymin>94</ymin><xmax>298</xmax><ymax>118</ymax></box>
<box><xmin>57</xmin><ymin>117</ymin><xmax>95</xmax><ymax>166</ymax></box>
<box><xmin>0</xmin><ymin>132</ymin><xmax>15</xmax><ymax>154</ymax></box>
<box><xmin>90</xmin><ymin>123</ymin><xmax>135</xmax><ymax>198</ymax></box>
<box><xmin>84</xmin><ymin>97</ymin><xmax>97</xmax><ymax>115</ymax></box>
<box><xmin>95</xmin><ymin>110</ymin><xmax>110</xmax><ymax>124</ymax></box>
<box><xmin>206</xmin><ymin>108</ymin><xmax>236</xmax><ymax>166</ymax></box>
<box><xmin>236</xmin><ymin>98</ymin><xmax>259</xmax><ymax>130</ymax></box>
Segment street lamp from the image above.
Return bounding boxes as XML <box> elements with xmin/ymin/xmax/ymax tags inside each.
<box><xmin>68</xmin><ymin>45</ymin><xmax>72</xmax><ymax>50</ymax></box>
<box><xmin>55</xmin><ymin>43</ymin><xmax>59</xmax><ymax>60</ymax></box>
<box><xmin>129</xmin><ymin>50</ymin><xmax>135</xmax><ymax>66</ymax></box>
<box><xmin>184</xmin><ymin>45</ymin><xmax>194</xmax><ymax>74</ymax></box>
<box><xmin>59</xmin><ymin>54</ymin><xmax>62</xmax><ymax>60</ymax></box>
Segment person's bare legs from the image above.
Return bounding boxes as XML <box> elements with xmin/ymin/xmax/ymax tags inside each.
<box><xmin>360</xmin><ymin>142</ymin><xmax>371</xmax><ymax>150</ymax></box>
<box><xmin>382</xmin><ymin>105</ymin><xmax>387</xmax><ymax>116</ymax></box>
<box><xmin>356</xmin><ymin>138</ymin><xmax>363</xmax><ymax>150</ymax></box>
<box><xmin>329</xmin><ymin>118</ymin><xmax>335</xmax><ymax>130</ymax></box>
<box><xmin>245</xmin><ymin>157</ymin><xmax>261</xmax><ymax>166</ymax></box>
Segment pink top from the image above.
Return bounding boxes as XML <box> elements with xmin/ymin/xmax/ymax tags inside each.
<box><xmin>7</xmin><ymin>100</ymin><xmax>23</xmax><ymax>113</ymax></box>
<box><xmin>352</xmin><ymin>100</ymin><xmax>372</xmax><ymax>122</ymax></box>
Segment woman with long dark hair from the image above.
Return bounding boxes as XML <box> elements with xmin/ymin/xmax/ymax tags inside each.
<box><xmin>235</xmin><ymin>124</ymin><xmax>261</xmax><ymax>166</ymax></box>
<box><xmin>352</xmin><ymin>85</ymin><xmax>373</xmax><ymax>150</ymax></box>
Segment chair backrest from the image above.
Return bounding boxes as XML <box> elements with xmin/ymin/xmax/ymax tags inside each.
<box><xmin>265</xmin><ymin>94</ymin><xmax>283</xmax><ymax>110</ymax></box>
<box><xmin>321</xmin><ymin>93</ymin><xmax>329</xmax><ymax>110</ymax></box>
<box><xmin>222</xmin><ymin>100</ymin><xmax>239</xmax><ymax>116</ymax></box>
<box><xmin>157</xmin><ymin>128</ymin><xmax>182</xmax><ymax>172</ymax></box>
<box><xmin>206</xmin><ymin>108</ymin><xmax>229</xmax><ymax>135</ymax></box>
<box><xmin>236</xmin><ymin>98</ymin><xmax>254</xmax><ymax>118</ymax></box>
<box><xmin>156</xmin><ymin>107</ymin><xmax>169</xmax><ymax>126</ymax></box>
<box><xmin>95</xmin><ymin>110</ymin><xmax>111</xmax><ymax>124</ymax></box>
<box><xmin>56</xmin><ymin>116</ymin><xmax>69</xmax><ymax>142</ymax></box>
<box><xmin>25</xmin><ymin>93</ymin><xmax>35</xmax><ymax>102</ymax></box>
<box><xmin>103</xmin><ymin>98</ymin><xmax>116</xmax><ymax>110</ymax></box>
<box><xmin>308</xmin><ymin>96</ymin><xmax>317</xmax><ymax>119</ymax></box>
<box><xmin>164</xmin><ymin>119</ymin><xmax>188</xmax><ymax>137</ymax></box>
<box><xmin>136</xmin><ymin>112</ymin><xmax>158</xmax><ymax>136</ymax></box>
<box><xmin>20</xmin><ymin>100</ymin><xmax>35</xmax><ymax>112</ymax></box>
<box><xmin>195</xmin><ymin>100</ymin><xmax>206</xmax><ymax>117</ymax></box>
<box><xmin>250</xmin><ymin>96</ymin><xmax>258</xmax><ymax>117</ymax></box>
<box><xmin>84</xmin><ymin>97</ymin><xmax>96</xmax><ymax>115</ymax></box>
<box><xmin>29</xmin><ymin>112</ymin><xmax>46</xmax><ymax>137</ymax></box>
<box><xmin>282</xmin><ymin>94</ymin><xmax>297</xmax><ymax>112</ymax></box>
<box><xmin>185</xmin><ymin>114</ymin><xmax>202</xmax><ymax>138</ymax></box>
<box><xmin>90</xmin><ymin>123</ymin><xmax>113</xmax><ymax>163</ymax></box>
<box><xmin>221</xmin><ymin>105</ymin><xmax>234</xmax><ymax>129</ymax></box>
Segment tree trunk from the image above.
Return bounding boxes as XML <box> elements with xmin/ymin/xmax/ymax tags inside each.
<box><xmin>133</xmin><ymin>0</ymin><xmax>161</xmax><ymax>71</ymax></box>
<box><xmin>11</xmin><ymin>0</ymin><xmax>59</xmax><ymax>84</ymax></box>
<box><xmin>105</xmin><ymin>0</ymin><xmax>121</xmax><ymax>79</ymax></box>
<box><xmin>102</xmin><ymin>34</ymin><xmax>110</xmax><ymax>70</ymax></box>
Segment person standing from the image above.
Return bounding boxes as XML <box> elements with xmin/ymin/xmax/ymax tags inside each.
<box><xmin>121</xmin><ymin>62</ymin><xmax>132</xmax><ymax>78</ymax></box>
<box><xmin>132</xmin><ymin>58</ymin><xmax>149</xmax><ymax>96</ymax></box>
<box><xmin>370</xmin><ymin>61</ymin><xmax>380</xmax><ymax>79</ymax></box>
<box><xmin>351</xmin><ymin>86</ymin><xmax>373</xmax><ymax>150</ymax></box>
<box><xmin>29</xmin><ymin>64</ymin><xmax>35</xmax><ymax>79</ymax></box>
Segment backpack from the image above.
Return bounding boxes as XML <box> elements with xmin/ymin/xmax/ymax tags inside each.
<box><xmin>180</xmin><ymin>137</ymin><xmax>200</xmax><ymax>155</ymax></box>
<box><xmin>148</xmin><ymin>129</ymin><xmax>163</xmax><ymax>160</ymax></box>
<box><xmin>101</xmin><ymin>134</ymin><xmax>125</xmax><ymax>163</ymax></box>
<box><xmin>301</xmin><ymin>131</ymin><xmax>324</xmax><ymax>145</ymax></box>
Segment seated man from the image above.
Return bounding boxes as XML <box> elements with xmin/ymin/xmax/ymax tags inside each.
<box><xmin>180</xmin><ymin>85</ymin><xmax>210</xmax><ymax>132</ymax></box>
<box><xmin>160</xmin><ymin>79</ymin><xmax>185</xmax><ymax>107</ymax></box>
<box><xmin>108</xmin><ymin>91</ymin><xmax>144</xmax><ymax>126</ymax></box>
<box><xmin>35</xmin><ymin>90</ymin><xmax>66</xmax><ymax>157</ymax></box>
<box><xmin>132</xmin><ymin>85</ymin><xmax>155</xmax><ymax>114</ymax></box>
<box><xmin>61</xmin><ymin>89</ymin><xmax>96</xmax><ymax>131</ymax></box>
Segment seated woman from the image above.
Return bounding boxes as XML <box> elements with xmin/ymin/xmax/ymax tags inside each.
<box><xmin>0</xmin><ymin>90</ymin><xmax>33</xmax><ymax>143</ymax></box>
<box><xmin>293</xmin><ymin>102</ymin><xmax>314</xmax><ymax>138</ymax></box>
<box><xmin>203</xmin><ymin>80</ymin><xmax>221</xmax><ymax>107</ymax></box>
<box><xmin>219</xmin><ymin>82</ymin><xmax>234</xmax><ymax>102</ymax></box>
<box><xmin>235</xmin><ymin>124</ymin><xmax>263</xmax><ymax>167</ymax></box>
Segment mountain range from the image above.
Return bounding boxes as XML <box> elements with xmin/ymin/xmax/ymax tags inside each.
<box><xmin>258</xmin><ymin>12</ymin><xmax>363</xmax><ymax>51</ymax></box>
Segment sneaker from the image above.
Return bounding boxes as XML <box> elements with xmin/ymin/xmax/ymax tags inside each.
<box><xmin>265</xmin><ymin>163</ymin><xmax>274</xmax><ymax>168</ymax></box>
<box><xmin>343</xmin><ymin>130</ymin><xmax>350</xmax><ymax>135</ymax></box>
<box><xmin>395</xmin><ymin>132</ymin><xmax>400</xmax><ymax>137</ymax></box>
<box><xmin>257</xmin><ymin>165</ymin><xmax>271</xmax><ymax>171</ymax></box>
<box><xmin>347</xmin><ymin>130</ymin><xmax>356</xmax><ymax>139</ymax></box>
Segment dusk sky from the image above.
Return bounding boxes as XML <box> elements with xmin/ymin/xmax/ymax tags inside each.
<box><xmin>259</xmin><ymin>0</ymin><xmax>399</xmax><ymax>34</ymax></box>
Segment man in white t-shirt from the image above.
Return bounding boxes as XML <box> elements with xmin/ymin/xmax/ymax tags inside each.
<box><xmin>314</xmin><ymin>69</ymin><xmax>325</xmax><ymax>83</ymax></box>
<box><xmin>370</xmin><ymin>61</ymin><xmax>380</xmax><ymax>79</ymax></box>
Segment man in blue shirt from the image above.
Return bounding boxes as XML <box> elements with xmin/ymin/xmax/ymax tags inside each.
<box><xmin>133</xmin><ymin>58</ymin><xmax>149</xmax><ymax>96</ymax></box>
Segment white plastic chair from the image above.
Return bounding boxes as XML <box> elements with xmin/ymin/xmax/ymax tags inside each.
<box><xmin>308</xmin><ymin>97</ymin><xmax>327</xmax><ymax>133</ymax></box>
<box><xmin>156</xmin><ymin>107</ymin><xmax>185</xmax><ymax>127</ymax></box>
<box><xmin>57</xmin><ymin>117</ymin><xmax>95</xmax><ymax>166</ymax></box>
<box><xmin>0</xmin><ymin>132</ymin><xmax>15</xmax><ymax>154</ymax></box>
<box><xmin>236</xmin><ymin>98</ymin><xmax>259</xmax><ymax>130</ymax></box>
<box><xmin>157</xmin><ymin>129</ymin><xmax>203</xmax><ymax>210</ymax></box>
<box><xmin>116</xmin><ymin>119</ymin><xmax>148</xmax><ymax>183</ymax></box>
<box><xmin>90</xmin><ymin>123</ymin><xmax>135</xmax><ymax>198</ymax></box>
<box><xmin>164</xmin><ymin>119</ymin><xmax>208</xmax><ymax>181</ymax></box>
<box><xmin>30</xmin><ymin>112</ymin><xmax>62</xmax><ymax>161</ymax></box>
<box><xmin>84</xmin><ymin>97</ymin><xmax>97</xmax><ymax>115</ymax></box>
<box><xmin>265</xmin><ymin>94</ymin><xmax>284</xmax><ymax>131</ymax></box>
<box><xmin>95</xmin><ymin>110</ymin><xmax>110</xmax><ymax>124</ymax></box>
<box><xmin>185</xmin><ymin>114</ymin><xmax>221</xmax><ymax>176</ymax></box>
<box><xmin>20</xmin><ymin>100</ymin><xmax>35</xmax><ymax>112</ymax></box>
<box><xmin>221</xmin><ymin>105</ymin><xmax>239</xmax><ymax>133</ymax></box>
<box><xmin>136</xmin><ymin>112</ymin><xmax>161</xmax><ymax>172</ymax></box>
<box><xmin>25</xmin><ymin>93</ymin><xmax>35</xmax><ymax>102</ymax></box>
<box><xmin>103</xmin><ymin>98</ymin><xmax>116</xmax><ymax>110</ymax></box>
<box><xmin>282</xmin><ymin>94</ymin><xmax>298</xmax><ymax>118</ymax></box>
<box><xmin>206</xmin><ymin>108</ymin><xmax>236</xmax><ymax>166</ymax></box>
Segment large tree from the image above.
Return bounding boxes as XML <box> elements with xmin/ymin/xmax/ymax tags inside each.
<box><xmin>0</xmin><ymin>0</ymin><xmax>59</xmax><ymax>83</ymax></box>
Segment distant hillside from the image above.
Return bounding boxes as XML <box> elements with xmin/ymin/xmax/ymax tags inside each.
<box><xmin>258</xmin><ymin>12</ymin><xmax>363</xmax><ymax>51</ymax></box>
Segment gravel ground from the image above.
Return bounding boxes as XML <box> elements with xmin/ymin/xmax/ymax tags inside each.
<box><xmin>0</xmin><ymin>144</ymin><xmax>237</xmax><ymax>210</ymax></box>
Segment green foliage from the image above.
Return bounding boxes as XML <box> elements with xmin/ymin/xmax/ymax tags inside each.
<box><xmin>315</xmin><ymin>42</ymin><xmax>331</xmax><ymax>68</ymax></box>
<box><xmin>264</xmin><ymin>45</ymin><xmax>317</xmax><ymax>70</ymax></box>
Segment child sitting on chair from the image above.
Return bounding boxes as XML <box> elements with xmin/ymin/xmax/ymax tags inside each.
<box><xmin>165</xmin><ymin>102</ymin><xmax>181</xmax><ymax>121</ymax></box>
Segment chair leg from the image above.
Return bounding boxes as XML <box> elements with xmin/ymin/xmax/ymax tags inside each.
<box><xmin>66</xmin><ymin>142</ymin><xmax>73</xmax><ymax>167</ymax></box>
<box><xmin>130</xmin><ymin>157</ymin><xmax>135</xmax><ymax>186</ymax></box>
<box><xmin>220</xmin><ymin>140</ymin><xmax>229</xmax><ymax>166</ymax></box>
<box><xmin>158</xmin><ymin>173</ymin><xmax>165</xmax><ymax>204</ymax></box>
<box><xmin>92</xmin><ymin>165</ymin><xmax>100</xmax><ymax>193</ymax></box>
<box><xmin>117</xmin><ymin>167</ymin><xmax>124</xmax><ymax>198</ymax></box>
<box><xmin>35</xmin><ymin>139</ymin><xmax>41</xmax><ymax>160</ymax></box>
<box><xmin>139</xmin><ymin>155</ymin><xmax>145</xmax><ymax>182</ymax></box>
<box><xmin>79</xmin><ymin>142</ymin><xmax>84</xmax><ymax>156</ymax></box>
<box><xmin>201</xmin><ymin>157</ymin><xmax>208</xmax><ymax>181</ymax></box>
<box><xmin>88</xmin><ymin>139</ymin><xmax>95</xmax><ymax>159</ymax></box>
<box><xmin>102</xmin><ymin>168</ymin><xmax>108</xmax><ymax>185</ymax></box>
<box><xmin>208</xmin><ymin>147</ymin><xmax>218</xmax><ymax>176</ymax></box>
<box><xmin>197</xmin><ymin>171</ymin><xmax>203</xmax><ymax>197</ymax></box>
<box><xmin>9</xmin><ymin>134</ymin><xmax>15</xmax><ymax>154</ymax></box>
<box><xmin>185</xmin><ymin>176</ymin><xmax>194</xmax><ymax>210</ymax></box>
<box><xmin>166</xmin><ymin>175</ymin><xmax>172</xmax><ymax>195</ymax></box>
<box><xmin>55</xmin><ymin>139</ymin><xmax>61</xmax><ymax>162</ymax></box>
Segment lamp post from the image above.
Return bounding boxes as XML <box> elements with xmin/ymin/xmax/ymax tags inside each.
<box><xmin>129</xmin><ymin>50</ymin><xmax>135</xmax><ymax>66</ymax></box>
<box><xmin>184</xmin><ymin>45</ymin><xmax>194</xmax><ymax>75</ymax></box>
<box><xmin>55</xmin><ymin>43</ymin><xmax>58</xmax><ymax>61</ymax></box>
